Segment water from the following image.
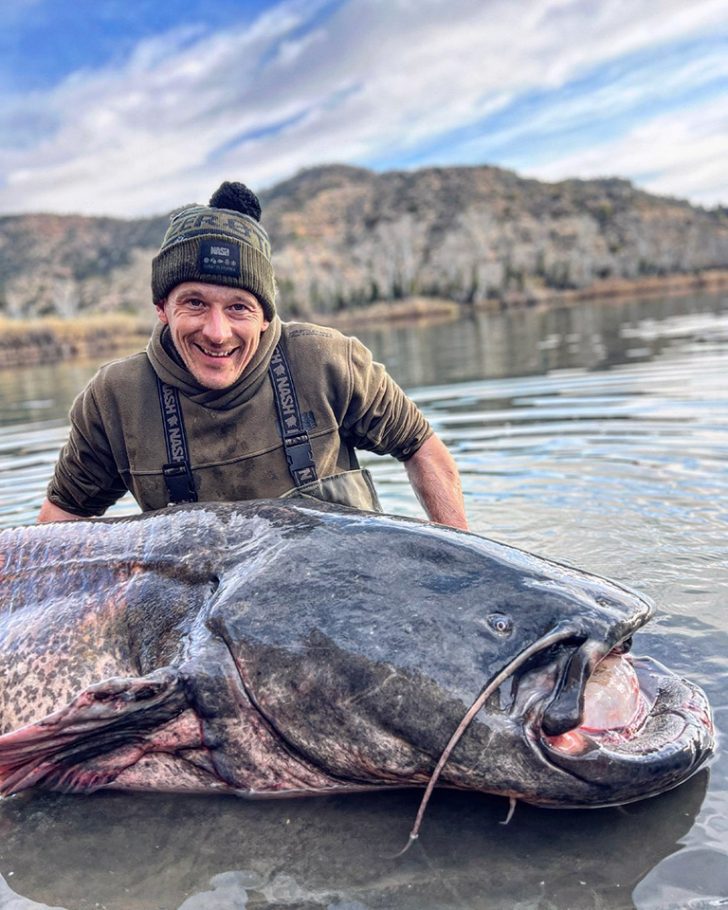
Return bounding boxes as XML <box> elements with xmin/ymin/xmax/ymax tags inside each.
<box><xmin>0</xmin><ymin>292</ymin><xmax>727</xmax><ymax>909</ymax></box>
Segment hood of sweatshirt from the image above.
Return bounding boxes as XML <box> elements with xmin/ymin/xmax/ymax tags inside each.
<box><xmin>146</xmin><ymin>316</ymin><xmax>282</xmax><ymax>411</ymax></box>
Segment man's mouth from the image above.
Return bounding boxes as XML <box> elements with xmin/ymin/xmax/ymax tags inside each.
<box><xmin>194</xmin><ymin>343</ymin><xmax>239</xmax><ymax>359</ymax></box>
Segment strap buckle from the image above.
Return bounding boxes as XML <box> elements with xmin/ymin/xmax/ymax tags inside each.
<box><xmin>162</xmin><ymin>463</ymin><xmax>197</xmax><ymax>505</ymax></box>
<box><xmin>284</xmin><ymin>437</ymin><xmax>315</xmax><ymax>473</ymax></box>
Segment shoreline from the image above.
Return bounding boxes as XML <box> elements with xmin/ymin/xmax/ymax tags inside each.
<box><xmin>495</xmin><ymin>267</ymin><xmax>728</xmax><ymax>309</ymax></box>
<box><xmin>1</xmin><ymin>269</ymin><xmax>726</xmax><ymax>368</ymax></box>
<box><xmin>0</xmin><ymin>314</ymin><xmax>151</xmax><ymax>369</ymax></box>
<box><xmin>317</xmin><ymin>268</ymin><xmax>728</xmax><ymax>327</ymax></box>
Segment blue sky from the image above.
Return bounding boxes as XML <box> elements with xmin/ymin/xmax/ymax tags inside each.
<box><xmin>0</xmin><ymin>0</ymin><xmax>726</xmax><ymax>216</ymax></box>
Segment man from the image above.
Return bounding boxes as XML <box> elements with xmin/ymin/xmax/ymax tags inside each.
<box><xmin>38</xmin><ymin>181</ymin><xmax>468</xmax><ymax>530</ymax></box>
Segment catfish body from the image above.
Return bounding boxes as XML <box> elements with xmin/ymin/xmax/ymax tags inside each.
<box><xmin>0</xmin><ymin>501</ymin><xmax>714</xmax><ymax>806</ymax></box>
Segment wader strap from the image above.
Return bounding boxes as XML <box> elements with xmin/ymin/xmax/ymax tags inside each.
<box><xmin>155</xmin><ymin>377</ymin><xmax>198</xmax><ymax>505</ymax></box>
<box><xmin>269</xmin><ymin>344</ymin><xmax>318</xmax><ymax>488</ymax></box>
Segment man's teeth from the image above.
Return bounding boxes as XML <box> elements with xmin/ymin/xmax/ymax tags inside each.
<box><xmin>197</xmin><ymin>346</ymin><xmax>235</xmax><ymax>358</ymax></box>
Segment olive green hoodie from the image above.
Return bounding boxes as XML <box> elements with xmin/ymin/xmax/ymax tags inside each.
<box><xmin>47</xmin><ymin>318</ymin><xmax>432</xmax><ymax>516</ymax></box>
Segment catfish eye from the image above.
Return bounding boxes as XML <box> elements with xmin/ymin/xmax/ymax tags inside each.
<box><xmin>487</xmin><ymin>613</ymin><xmax>513</xmax><ymax>636</ymax></box>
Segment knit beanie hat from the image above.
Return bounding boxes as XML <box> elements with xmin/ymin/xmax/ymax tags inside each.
<box><xmin>151</xmin><ymin>181</ymin><xmax>276</xmax><ymax>320</ymax></box>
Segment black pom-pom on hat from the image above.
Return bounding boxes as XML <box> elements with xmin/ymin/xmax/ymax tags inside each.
<box><xmin>209</xmin><ymin>181</ymin><xmax>262</xmax><ymax>222</ymax></box>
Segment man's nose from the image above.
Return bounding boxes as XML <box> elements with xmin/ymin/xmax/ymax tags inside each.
<box><xmin>202</xmin><ymin>307</ymin><xmax>232</xmax><ymax>344</ymax></box>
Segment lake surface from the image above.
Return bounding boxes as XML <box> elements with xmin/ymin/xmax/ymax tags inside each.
<box><xmin>0</xmin><ymin>292</ymin><xmax>727</xmax><ymax>909</ymax></box>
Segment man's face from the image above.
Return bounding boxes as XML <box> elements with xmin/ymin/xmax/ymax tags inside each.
<box><xmin>156</xmin><ymin>282</ymin><xmax>270</xmax><ymax>390</ymax></box>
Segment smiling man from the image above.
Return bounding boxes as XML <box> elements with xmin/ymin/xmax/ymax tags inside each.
<box><xmin>38</xmin><ymin>182</ymin><xmax>467</xmax><ymax>530</ymax></box>
<box><xmin>160</xmin><ymin>283</ymin><xmax>270</xmax><ymax>391</ymax></box>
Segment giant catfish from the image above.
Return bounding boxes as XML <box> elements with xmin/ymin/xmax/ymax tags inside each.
<box><xmin>0</xmin><ymin>501</ymin><xmax>715</xmax><ymax>838</ymax></box>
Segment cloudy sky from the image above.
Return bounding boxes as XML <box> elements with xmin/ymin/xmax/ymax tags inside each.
<box><xmin>1</xmin><ymin>0</ymin><xmax>726</xmax><ymax>217</ymax></box>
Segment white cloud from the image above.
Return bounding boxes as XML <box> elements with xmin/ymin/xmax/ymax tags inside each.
<box><xmin>0</xmin><ymin>0</ymin><xmax>726</xmax><ymax>215</ymax></box>
<box><xmin>524</xmin><ymin>94</ymin><xmax>728</xmax><ymax>206</ymax></box>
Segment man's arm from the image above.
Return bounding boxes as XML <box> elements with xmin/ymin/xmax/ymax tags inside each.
<box><xmin>38</xmin><ymin>370</ymin><xmax>128</xmax><ymax>523</ymax></box>
<box><xmin>404</xmin><ymin>434</ymin><xmax>468</xmax><ymax>531</ymax></box>
<box><xmin>37</xmin><ymin>497</ymin><xmax>85</xmax><ymax>523</ymax></box>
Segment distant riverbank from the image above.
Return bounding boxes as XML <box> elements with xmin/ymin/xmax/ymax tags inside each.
<box><xmin>2</xmin><ymin>269</ymin><xmax>727</xmax><ymax>368</ymax></box>
<box><xmin>0</xmin><ymin>314</ymin><xmax>151</xmax><ymax>369</ymax></box>
<box><xmin>500</xmin><ymin>266</ymin><xmax>728</xmax><ymax>308</ymax></box>
<box><xmin>319</xmin><ymin>268</ymin><xmax>728</xmax><ymax>327</ymax></box>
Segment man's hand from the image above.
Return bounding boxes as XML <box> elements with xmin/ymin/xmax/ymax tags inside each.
<box><xmin>37</xmin><ymin>498</ymin><xmax>84</xmax><ymax>523</ymax></box>
<box><xmin>404</xmin><ymin>434</ymin><xmax>468</xmax><ymax>531</ymax></box>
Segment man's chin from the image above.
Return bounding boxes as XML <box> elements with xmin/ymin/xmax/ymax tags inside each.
<box><xmin>192</xmin><ymin>369</ymin><xmax>240</xmax><ymax>390</ymax></box>
<box><xmin>185</xmin><ymin>358</ymin><xmax>243</xmax><ymax>390</ymax></box>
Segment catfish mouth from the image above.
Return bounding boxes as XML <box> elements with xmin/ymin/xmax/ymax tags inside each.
<box><xmin>528</xmin><ymin>644</ymin><xmax>715</xmax><ymax>803</ymax></box>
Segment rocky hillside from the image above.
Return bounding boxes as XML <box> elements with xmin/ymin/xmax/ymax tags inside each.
<box><xmin>0</xmin><ymin>213</ymin><xmax>166</xmax><ymax>319</ymax></box>
<box><xmin>2</xmin><ymin>164</ymin><xmax>727</xmax><ymax>320</ymax></box>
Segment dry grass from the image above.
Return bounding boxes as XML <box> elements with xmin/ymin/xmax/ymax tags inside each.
<box><xmin>316</xmin><ymin>296</ymin><xmax>462</xmax><ymax>329</ymax></box>
<box><xmin>0</xmin><ymin>313</ymin><xmax>151</xmax><ymax>367</ymax></box>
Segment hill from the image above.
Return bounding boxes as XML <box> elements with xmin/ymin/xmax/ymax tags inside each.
<box><xmin>2</xmin><ymin>163</ymin><xmax>727</xmax><ymax>320</ymax></box>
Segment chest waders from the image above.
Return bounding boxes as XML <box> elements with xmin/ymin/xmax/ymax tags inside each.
<box><xmin>156</xmin><ymin>344</ymin><xmax>382</xmax><ymax>512</ymax></box>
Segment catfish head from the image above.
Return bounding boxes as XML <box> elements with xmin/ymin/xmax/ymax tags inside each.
<box><xmin>209</xmin><ymin>501</ymin><xmax>715</xmax><ymax>809</ymax></box>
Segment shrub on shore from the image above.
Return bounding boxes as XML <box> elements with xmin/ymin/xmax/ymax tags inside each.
<box><xmin>0</xmin><ymin>314</ymin><xmax>151</xmax><ymax>368</ymax></box>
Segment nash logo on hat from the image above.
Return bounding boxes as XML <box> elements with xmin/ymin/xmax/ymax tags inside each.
<box><xmin>198</xmin><ymin>239</ymin><xmax>241</xmax><ymax>278</ymax></box>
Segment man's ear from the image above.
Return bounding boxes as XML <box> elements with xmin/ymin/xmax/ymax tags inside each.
<box><xmin>155</xmin><ymin>301</ymin><xmax>168</xmax><ymax>325</ymax></box>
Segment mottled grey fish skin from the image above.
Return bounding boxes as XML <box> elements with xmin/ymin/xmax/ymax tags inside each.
<box><xmin>0</xmin><ymin>500</ymin><xmax>715</xmax><ymax>806</ymax></box>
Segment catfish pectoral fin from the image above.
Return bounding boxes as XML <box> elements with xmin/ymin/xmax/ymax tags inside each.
<box><xmin>0</xmin><ymin>668</ymin><xmax>187</xmax><ymax>796</ymax></box>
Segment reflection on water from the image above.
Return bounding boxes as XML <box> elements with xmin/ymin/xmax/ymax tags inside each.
<box><xmin>0</xmin><ymin>775</ymin><xmax>712</xmax><ymax>909</ymax></box>
<box><xmin>356</xmin><ymin>292</ymin><xmax>728</xmax><ymax>388</ymax></box>
<box><xmin>1</xmin><ymin>292</ymin><xmax>727</xmax><ymax>909</ymax></box>
<box><xmin>633</xmin><ymin>844</ymin><xmax>728</xmax><ymax>910</ymax></box>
